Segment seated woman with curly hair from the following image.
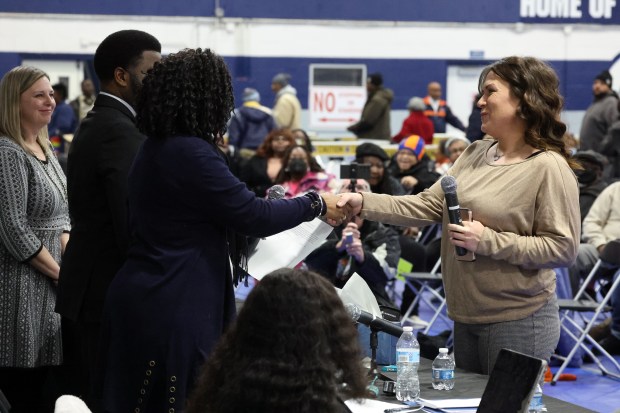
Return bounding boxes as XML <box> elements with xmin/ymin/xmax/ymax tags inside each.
<box><xmin>186</xmin><ymin>268</ymin><xmax>369</xmax><ymax>413</ymax></box>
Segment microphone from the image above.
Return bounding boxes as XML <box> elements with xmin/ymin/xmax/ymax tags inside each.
<box><xmin>250</xmin><ymin>185</ymin><xmax>287</xmax><ymax>249</ymax></box>
<box><xmin>440</xmin><ymin>175</ymin><xmax>467</xmax><ymax>256</ymax></box>
<box><xmin>345</xmin><ymin>303</ymin><xmax>403</xmax><ymax>338</ymax></box>
<box><xmin>266</xmin><ymin>184</ymin><xmax>286</xmax><ymax>200</ymax></box>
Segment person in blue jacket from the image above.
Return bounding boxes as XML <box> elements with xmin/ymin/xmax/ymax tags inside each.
<box><xmin>97</xmin><ymin>48</ymin><xmax>344</xmax><ymax>412</ymax></box>
<box><xmin>227</xmin><ymin>87</ymin><xmax>277</xmax><ymax>156</ymax></box>
<box><xmin>48</xmin><ymin>82</ymin><xmax>77</xmax><ymax>153</ymax></box>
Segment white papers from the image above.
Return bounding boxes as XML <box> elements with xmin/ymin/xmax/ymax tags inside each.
<box><xmin>344</xmin><ymin>398</ymin><xmax>407</xmax><ymax>413</ymax></box>
<box><xmin>248</xmin><ymin>218</ymin><xmax>333</xmax><ymax>280</ymax></box>
<box><xmin>417</xmin><ymin>398</ymin><xmax>481</xmax><ymax>410</ymax></box>
<box><xmin>338</xmin><ymin>272</ymin><xmax>382</xmax><ymax>317</ymax></box>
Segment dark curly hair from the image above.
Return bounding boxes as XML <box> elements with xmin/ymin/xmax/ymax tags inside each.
<box><xmin>478</xmin><ymin>56</ymin><xmax>579</xmax><ymax>169</ymax></box>
<box><xmin>255</xmin><ymin>128</ymin><xmax>296</xmax><ymax>158</ymax></box>
<box><xmin>136</xmin><ymin>48</ymin><xmax>234</xmax><ymax>144</ymax></box>
<box><xmin>275</xmin><ymin>145</ymin><xmax>324</xmax><ymax>184</ymax></box>
<box><xmin>186</xmin><ymin>268</ymin><xmax>368</xmax><ymax>413</ymax></box>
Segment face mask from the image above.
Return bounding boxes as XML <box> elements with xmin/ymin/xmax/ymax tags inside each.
<box><xmin>576</xmin><ymin>169</ymin><xmax>598</xmax><ymax>185</ymax></box>
<box><xmin>288</xmin><ymin>158</ymin><xmax>308</xmax><ymax>175</ymax></box>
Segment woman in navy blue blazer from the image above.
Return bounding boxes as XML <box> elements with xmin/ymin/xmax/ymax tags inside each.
<box><xmin>98</xmin><ymin>48</ymin><xmax>345</xmax><ymax>412</ymax></box>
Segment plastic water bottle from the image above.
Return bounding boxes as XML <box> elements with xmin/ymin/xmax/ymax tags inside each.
<box><xmin>528</xmin><ymin>383</ymin><xmax>547</xmax><ymax>412</ymax></box>
<box><xmin>432</xmin><ymin>347</ymin><xmax>455</xmax><ymax>390</ymax></box>
<box><xmin>396</xmin><ymin>326</ymin><xmax>420</xmax><ymax>401</ymax></box>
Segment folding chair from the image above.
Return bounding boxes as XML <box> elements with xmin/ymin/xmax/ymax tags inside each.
<box><xmin>550</xmin><ymin>239</ymin><xmax>620</xmax><ymax>384</ymax></box>
<box><xmin>400</xmin><ymin>258</ymin><xmax>451</xmax><ymax>334</ymax></box>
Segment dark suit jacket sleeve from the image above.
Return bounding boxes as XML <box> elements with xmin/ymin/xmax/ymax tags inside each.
<box><xmin>184</xmin><ymin>141</ymin><xmax>311</xmax><ymax>238</ymax></box>
<box><xmin>97</xmin><ymin>118</ymin><xmax>144</xmax><ymax>254</ymax></box>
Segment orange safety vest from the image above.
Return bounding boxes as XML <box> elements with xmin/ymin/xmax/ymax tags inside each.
<box><xmin>423</xmin><ymin>96</ymin><xmax>447</xmax><ymax>118</ymax></box>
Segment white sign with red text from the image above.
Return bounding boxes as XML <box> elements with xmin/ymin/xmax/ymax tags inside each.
<box><xmin>309</xmin><ymin>86</ymin><xmax>366</xmax><ymax>130</ymax></box>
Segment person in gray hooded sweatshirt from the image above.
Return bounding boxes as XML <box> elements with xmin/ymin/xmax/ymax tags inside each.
<box><xmin>271</xmin><ymin>73</ymin><xmax>302</xmax><ymax>130</ymax></box>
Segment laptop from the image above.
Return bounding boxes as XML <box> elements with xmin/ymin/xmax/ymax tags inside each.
<box><xmin>477</xmin><ymin>348</ymin><xmax>547</xmax><ymax>413</ymax></box>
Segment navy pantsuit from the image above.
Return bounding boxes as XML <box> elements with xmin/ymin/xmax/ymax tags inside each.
<box><xmin>100</xmin><ymin>135</ymin><xmax>316</xmax><ymax>412</ymax></box>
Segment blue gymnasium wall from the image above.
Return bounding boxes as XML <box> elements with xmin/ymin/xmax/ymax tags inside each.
<box><xmin>228</xmin><ymin>57</ymin><xmax>603</xmax><ymax>112</ymax></box>
<box><xmin>1</xmin><ymin>0</ymin><xmax>617</xmax><ymax>110</ymax></box>
<box><xmin>3</xmin><ymin>0</ymin><xmax>620</xmax><ymax>24</ymax></box>
<box><xmin>0</xmin><ymin>52</ymin><xmax>607</xmax><ymax>112</ymax></box>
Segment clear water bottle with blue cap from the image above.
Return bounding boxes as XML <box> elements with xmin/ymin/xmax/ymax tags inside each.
<box><xmin>432</xmin><ymin>347</ymin><xmax>455</xmax><ymax>390</ymax></box>
<box><xmin>395</xmin><ymin>326</ymin><xmax>420</xmax><ymax>401</ymax></box>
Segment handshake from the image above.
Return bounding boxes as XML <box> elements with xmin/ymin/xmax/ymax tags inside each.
<box><xmin>321</xmin><ymin>192</ymin><xmax>364</xmax><ymax>226</ymax></box>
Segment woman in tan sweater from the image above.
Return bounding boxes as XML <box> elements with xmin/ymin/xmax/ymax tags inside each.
<box><xmin>337</xmin><ymin>56</ymin><xmax>581</xmax><ymax>375</ymax></box>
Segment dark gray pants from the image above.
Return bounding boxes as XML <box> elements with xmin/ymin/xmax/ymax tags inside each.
<box><xmin>453</xmin><ymin>295</ymin><xmax>560</xmax><ymax>376</ymax></box>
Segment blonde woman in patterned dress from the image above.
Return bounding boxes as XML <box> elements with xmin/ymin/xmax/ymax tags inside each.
<box><xmin>0</xmin><ymin>66</ymin><xmax>70</xmax><ymax>412</ymax></box>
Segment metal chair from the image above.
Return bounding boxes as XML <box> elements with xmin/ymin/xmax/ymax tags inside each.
<box><xmin>400</xmin><ymin>258</ymin><xmax>451</xmax><ymax>334</ymax></box>
<box><xmin>550</xmin><ymin>239</ymin><xmax>620</xmax><ymax>384</ymax></box>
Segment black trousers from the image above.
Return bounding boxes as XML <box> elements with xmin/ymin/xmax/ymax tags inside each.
<box><xmin>0</xmin><ymin>366</ymin><xmax>58</xmax><ymax>413</ymax></box>
<box><xmin>60</xmin><ymin>317</ymin><xmax>103</xmax><ymax>412</ymax></box>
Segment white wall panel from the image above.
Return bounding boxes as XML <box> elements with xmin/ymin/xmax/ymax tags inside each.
<box><xmin>1</xmin><ymin>13</ymin><xmax>620</xmax><ymax>62</ymax></box>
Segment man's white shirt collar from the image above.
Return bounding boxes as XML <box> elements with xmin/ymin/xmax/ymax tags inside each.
<box><xmin>99</xmin><ymin>91</ymin><xmax>137</xmax><ymax>117</ymax></box>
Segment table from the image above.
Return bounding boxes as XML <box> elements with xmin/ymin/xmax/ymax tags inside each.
<box><xmin>374</xmin><ymin>358</ymin><xmax>596</xmax><ymax>413</ymax></box>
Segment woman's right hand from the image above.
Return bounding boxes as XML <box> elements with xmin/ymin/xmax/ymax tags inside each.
<box><xmin>321</xmin><ymin>193</ymin><xmax>348</xmax><ymax>226</ymax></box>
<box><xmin>336</xmin><ymin>192</ymin><xmax>363</xmax><ymax>217</ymax></box>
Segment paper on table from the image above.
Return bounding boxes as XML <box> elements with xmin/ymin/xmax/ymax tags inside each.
<box><xmin>248</xmin><ymin>218</ymin><xmax>333</xmax><ymax>280</ymax></box>
<box><xmin>338</xmin><ymin>272</ymin><xmax>382</xmax><ymax>317</ymax></box>
<box><xmin>344</xmin><ymin>398</ymin><xmax>407</xmax><ymax>413</ymax></box>
<box><xmin>417</xmin><ymin>398</ymin><xmax>481</xmax><ymax>409</ymax></box>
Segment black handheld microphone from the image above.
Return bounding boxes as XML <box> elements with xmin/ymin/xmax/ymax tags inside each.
<box><xmin>266</xmin><ymin>184</ymin><xmax>286</xmax><ymax>200</ymax></box>
<box><xmin>440</xmin><ymin>175</ymin><xmax>468</xmax><ymax>256</ymax></box>
<box><xmin>251</xmin><ymin>185</ymin><xmax>287</xmax><ymax>247</ymax></box>
<box><xmin>345</xmin><ymin>303</ymin><xmax>403</xmax><ymax>338</ymax></box>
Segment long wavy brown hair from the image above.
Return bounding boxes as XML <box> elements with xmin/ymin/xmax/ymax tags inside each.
<box><xmin>255</xmin><ymin>128</ymin><xmax>296</xmax><ymax>158</ymax></box>
<box><xmin>136</xmin><ymin>48</ymin><xmax>234</xmax><ymax>146</ymax></box>
<box><xmin>186</xmin><ymin>268</ymin><xmax>368</xmax><ymax>413</ymax></box>
<box><xmin>478</xmin><ymin>56</ymin><xmax>580</xmax><ymax>169</ymax></box>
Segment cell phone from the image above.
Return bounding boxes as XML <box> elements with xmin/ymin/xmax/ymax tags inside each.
<box><xmin>456</xmin><ymin>208</ymin><xmax>475</xmax><ymax>262</ymax></box>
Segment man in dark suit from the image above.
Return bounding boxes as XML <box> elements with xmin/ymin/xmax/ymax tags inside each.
<box><xmin>55</xmin><ymin>30</ymin><xmax>161</xmax><ymax>408</ymax></box>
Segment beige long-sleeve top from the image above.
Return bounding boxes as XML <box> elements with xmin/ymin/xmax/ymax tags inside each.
<box><xmin>361</xmin><ymin>139</ymin><xmax>580</xmax><ymax>323</ymax></box>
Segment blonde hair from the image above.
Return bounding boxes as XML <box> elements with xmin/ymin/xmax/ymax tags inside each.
<box><xmin>0</xmin><ymin>66</ymin><xmax>52</xmax><ymax>154</ymax></box>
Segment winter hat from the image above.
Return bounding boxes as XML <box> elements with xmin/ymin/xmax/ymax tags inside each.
<box><xmin>444</xmin><ymin>136</ymin><xmax>471</xmax><ymax>156</ymax></box>
<box><xmin>355</xmin><ymin>142</ymin><xmax>389</xmax><ymax>162</ymax></box>
<box><xmin>594</xmin><ymin>70</ymin><xmax>612</xmax><ymax>88</ymax></box>
<box><xmin>368</xmin><ymin>72</ymin><xmax>383</xmax><ymax>87</ymax></box>
<box><xmin>272</xmin><ymin>73</ymin><xmax>291</xmax><ymax>87</ymax></box>
<box><xmin>407</xmin><ymin>96</ymin><xmax>426</xmax><ymax>111</ymax></box>
<box><xmin>398</xmin><ymin>135</ymin><xmax>426</xmax><ymax>160</ymax></box>
<box><xmin>242</xmin><ymin>87</ymin><xmax>260</xmax><ymax>102</ymax></box>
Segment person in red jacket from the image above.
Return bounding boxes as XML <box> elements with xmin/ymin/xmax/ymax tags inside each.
<box><xmin>392</xmin><ymin>96</ymin><xmax>435</xmax><ymax>144</ymax></box>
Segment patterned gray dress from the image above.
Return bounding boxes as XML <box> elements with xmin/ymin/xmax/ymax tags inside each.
<box><xmin>0</xmin><ymin>136</ymin><xmax>70</xmax><ymax>367</ymax></box>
